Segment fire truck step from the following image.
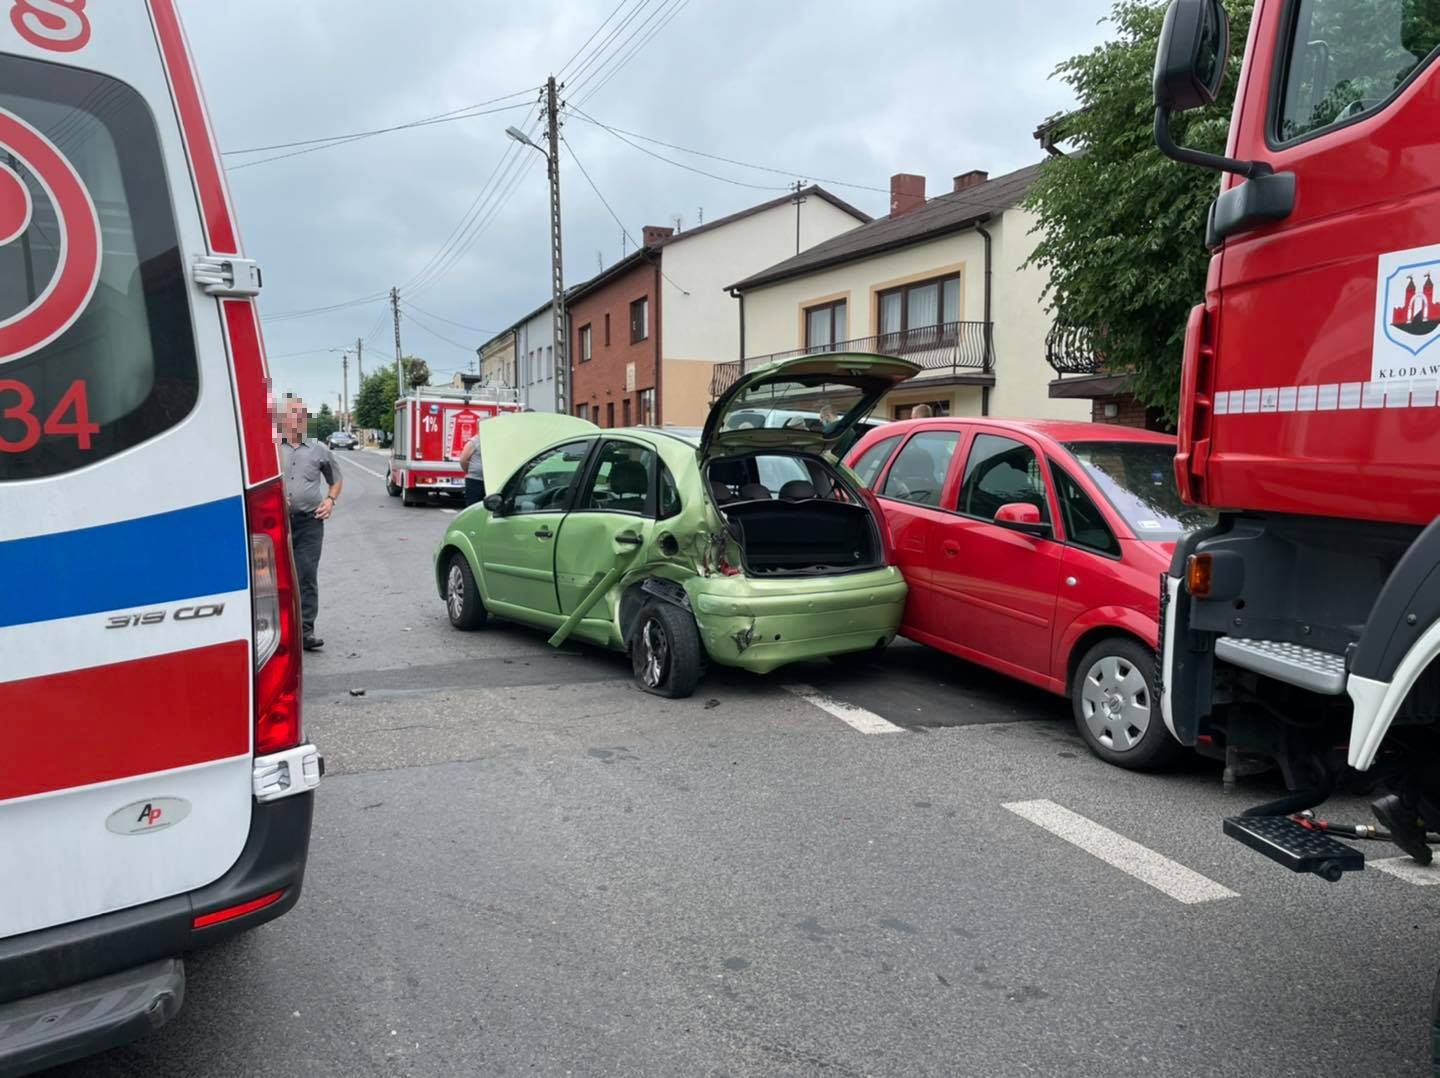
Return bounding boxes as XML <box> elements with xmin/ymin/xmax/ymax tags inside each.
<box><xmin>1223</xmin><ymin>815</ymin><xmax>1364</xmax><ymax>882</ymax></box>
<box><xmin>1213</xmin><ymin>637</ymin><xmax>1347</xmax><ymax>695</ymax></box>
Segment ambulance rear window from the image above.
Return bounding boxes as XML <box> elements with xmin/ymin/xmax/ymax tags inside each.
<box><xmin>0</xmin><ymin>54</ymin><xmax>198</xmax><ymax>481</ymax></box>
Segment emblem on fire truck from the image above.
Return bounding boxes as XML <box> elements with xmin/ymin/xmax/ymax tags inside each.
<box><xmin>1375</xmin><ymin>244</ymin><xmax>1440</xmax><ymax>378</ymax></box>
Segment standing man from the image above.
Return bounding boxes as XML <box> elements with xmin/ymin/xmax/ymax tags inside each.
<box><xmin>279</xmin><ymin>396</ymin><xmax>342</xmax><ymax>651</ymax></box>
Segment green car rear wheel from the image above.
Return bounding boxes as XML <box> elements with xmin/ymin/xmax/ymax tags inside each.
<box><xmin>631</xmin><ymin>601</ymin><xmax>702</xmax><ymax>699</ymax></box>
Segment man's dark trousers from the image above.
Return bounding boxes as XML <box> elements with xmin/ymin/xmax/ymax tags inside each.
<box><xmin>290</xmin><ymin>511</ymin><xmax>324</xmax><ymax>637</ymax></box>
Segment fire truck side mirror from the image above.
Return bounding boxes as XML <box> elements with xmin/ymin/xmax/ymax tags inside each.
<box><xmin>1153</xmin><ymin>0</ymin><xmax>1229</xmax><ymax>112</ymax></box>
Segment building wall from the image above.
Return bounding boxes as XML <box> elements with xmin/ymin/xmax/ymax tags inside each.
<box><xmin>479</xmin><ymin>332</ymin><xmax>516</xmax><ymax>388</ymax></box>
<box><xmin>659</xmin><ymin>197</ymin><xmax>865</xmax><ymax>426</ymax></box>
<box><xmin>1090</xmin><ymin>393</ymin><xmax>1169</xmax><ymax>431</ymax></box>
<box><xmin>514</xmin><ymin>306</ymin><xmax>558</xmax><ymax>412</ymax></box>
<box><xmin>740</xmin><ymin>211</ymin><xmax>1086</xmax><ymax>423</ymax></box>
<box><xmin>568</xmin><ymin>258</ymin><xmax>660</xmax><ymax>426</ymax></box>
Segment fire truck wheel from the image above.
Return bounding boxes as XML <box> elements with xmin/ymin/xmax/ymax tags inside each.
<box><xmin>1071</xmin><ymin>636</ymin><xmax>1181</xmax><ymax>771</ymax></box>
<box><xmin>630</xmin><ymin>601</ymin><xmax>701</xmax><ymax>699</ymax></box>
<box><xmin>445</xmin><ymin>552</ymin><xmax>487</xmax><ymax>629</ymax></box>
<box><xmin>386</xmin><ymin>477</ymin><xmax>400</xmax><ymax>497</ymax></box>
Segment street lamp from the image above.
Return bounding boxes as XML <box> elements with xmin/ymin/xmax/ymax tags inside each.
<box><xmin>505</xmin><ymin>77</ymin><xmax>567</xmax><ymax>415</ymax></box>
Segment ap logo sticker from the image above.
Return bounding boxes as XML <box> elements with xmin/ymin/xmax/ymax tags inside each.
<box><xmin>1375</xmin><ymin>243</ymin><xmax>1440</xmax><ymax>378</ymax></box>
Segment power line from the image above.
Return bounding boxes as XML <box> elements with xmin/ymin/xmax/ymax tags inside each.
<box><xmin>557</xmin><ymin>0</ymin><xmax>636</xmax><ymax>79</ymax></box>
<box><xmin>568</xmin><ymin>106</ymin><xmax>890</xmax><ymax>195</ymax></box>
<box><xmin>561</xmin><ymin>133</ymin><xmax>689</xmax><ymax>296</ymax></box>
<box><xmin>569</xmin><ymin>110</ymin><xmax>788</xmax><ymax>192</ymax></box>
<box><xmin>223</xmin><ymin>88</ymin><xmax>539</xmax><ymax>155</ymax></box>
<box><xmin>227</xmin><ymin>101</ymin><xmax>536</xmax><ymax>172</ymax></box>
<box><xmin>402</xmin><ymin>307</ymin><xmax>482</xmax><ymax>352</ymax></box>
<box><xmin>565</xmin><ymin>0</ymin><xmax>657</xmax><ymax>88</ymax></box>
<box><xmin>264</xmin><ymin>293</ymin><xmax>390</xmax><ymax>324</ymax></box>
<box><xmin>572</xmin><ymin>0</ymin><xmax>694</xmax><ymax>107</ymax></box>
<box><xmin>400</xmin><ymin>300</ymin><xmax>497</xmax><ymax>335</ymax></box>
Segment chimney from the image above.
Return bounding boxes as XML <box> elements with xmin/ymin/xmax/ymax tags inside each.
<box><xmin>642</xmin><ymin>225</ymin><xmax>674</xmax><ymax>248</ymax></box>
<box><xmin>889</xmin><ymin>173</ymin><xmax>926</xmax><ymax>218</ymax></box>
<box><xmin>953</xmin><ymin>169</ymin><xmax>989</xmax><ymax>192</ymax></box>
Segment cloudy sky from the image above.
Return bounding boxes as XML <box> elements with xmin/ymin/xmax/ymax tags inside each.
<box><xmin>179</xmin><ymin>0</ymin><xmax>1118</xmax><ymax>413</ymax></box>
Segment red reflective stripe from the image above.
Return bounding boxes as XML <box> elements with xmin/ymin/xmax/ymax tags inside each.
<box><xmin>148</xmin><ymin>0</ymin><xmax>237</xmax><ymax>255</ymax></box>
<box><xmin>224</xmin><ymin>300</ymin><xmax>279</xmax><ymax>485</ymax></box>
<box><xmin>0</xmin><ymin>641</ymin><xmax>251</xmax><ymax>801</ymax></box>
<box><xmin>193</xmin><ymin>889</ymin><xmax>284</xmax><ymax>929</ymax></box>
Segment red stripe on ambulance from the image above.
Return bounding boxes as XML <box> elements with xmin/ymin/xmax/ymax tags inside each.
<box><xmin>1</xmin><ymin>640</ymin><xmax>251</xmax><ymax>801</ymax></box>
<box><xmin>224</xmin><ymin>299</ymin><xmax>280</xmax><ymax>485</ymax></box>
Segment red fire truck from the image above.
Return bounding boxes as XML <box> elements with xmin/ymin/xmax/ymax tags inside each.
<box><xmin>387</xmin><ymin>385</ymin><xmax>521</xmax><ymax>506</ymax></box>
<box><xmin>1154</xmin><ymin>3</ymin><xmax>1440</xmax><ymax>871</ymax></box>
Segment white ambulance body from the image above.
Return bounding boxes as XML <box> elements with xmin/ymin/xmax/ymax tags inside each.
<box><xmin>0</xmin><ymin>3</ymin><xmax>319</xmax><ymax>1071</ymax></box>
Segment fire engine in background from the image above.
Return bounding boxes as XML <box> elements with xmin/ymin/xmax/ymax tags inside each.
<box><xmin>1155</xmin><ymin>0</ymin><xmax>1440</xmax><ymax>1003</ymax></box>
<box><xmin>387</xmin><ymin>384</ymin><xmax>521</xmax><ymax>506</ymax></box>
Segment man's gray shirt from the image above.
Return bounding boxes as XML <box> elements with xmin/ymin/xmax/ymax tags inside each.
<box><xmin>280</xmin><ymin>438</ymin><xmax>337</xmax><ymax>514</ymax></box>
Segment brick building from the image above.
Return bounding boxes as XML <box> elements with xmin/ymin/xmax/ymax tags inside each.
<box><xmin>566</xmin><ymin>227</ymin><xmax>668</xmax><ymax>427</ymax></box>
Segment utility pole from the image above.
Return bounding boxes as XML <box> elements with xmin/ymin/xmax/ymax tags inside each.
<box><xmin>355</xmin><ymin>337</ymin><xmax>363</xmax><ymax>383</ymax></box>
<box><xmin>544</xmin><ymin>75</ymin><xmax>568</xmax><ymax>414</ymax></box>
<box><xmin>391</xmin><ymin>286</ymin><xmax>404</xmax><ymax>399</ymax></box>
<box><xmin>342</xmin><ymin>352</ymin><xmax>349</xmax><ymax>430</ymax></box>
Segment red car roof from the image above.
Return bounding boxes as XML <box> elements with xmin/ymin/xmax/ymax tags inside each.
<box><xmin>874</xmin><ymin>417</ymin><xmax>1175</xmax><ymax>447</ymax></box>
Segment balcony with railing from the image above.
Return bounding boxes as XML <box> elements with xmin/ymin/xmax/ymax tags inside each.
<box><xmin>1045</xmin><ymin>321</ymin><xmax>1105</xmax><ymax>377</ymax></box>
<box><xmin>710</xmin><ymin>320</ymin><xmax>994</xmax><ymax>400</ymax></box>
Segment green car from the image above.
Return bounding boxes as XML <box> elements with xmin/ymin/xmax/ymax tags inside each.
<box><xmin>433</xmin><ymin>353</ymin><xmax>918</xmax><ymax>697</ymax></box>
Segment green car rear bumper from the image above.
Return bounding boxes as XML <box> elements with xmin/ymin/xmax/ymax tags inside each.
<box><xmin>686</xmin><ymin>567</ymin><xmax>907</xmax><ymax>675</ymax></box>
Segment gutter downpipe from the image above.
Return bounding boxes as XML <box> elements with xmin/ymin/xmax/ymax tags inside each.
<box><xmin>975</xmin><ymin>217</ymin><xmax>994</xmax><ymax>417</ymax></box>
<box><xmin>728</xmin><ymin>287</ymin><xmax>745</xmax><ymax>361</ymax></box>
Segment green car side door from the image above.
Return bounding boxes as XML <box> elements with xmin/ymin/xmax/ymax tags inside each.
<box><xmin>479</xmin><ymin>439</ymin><xmax>595</xmax><ymax>622</ymax></box>
<box><xmin>552</xmin><ymin>438</ymin><xmax>663</xmax><ymax>646</ymax></box>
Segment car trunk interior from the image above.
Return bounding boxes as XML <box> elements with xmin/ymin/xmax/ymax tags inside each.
<box><xmin>706</xmin><ymin>454</ymin><xmax>882</xmax><ymax>576</ymax></box>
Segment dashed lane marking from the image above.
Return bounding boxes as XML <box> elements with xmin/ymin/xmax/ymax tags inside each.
<box><xmin>442</xmin><ymin>508</ymin><xmax>458</xmax><ymax>515</ymax></box>
<box><xmin>784</xmin><ymin>684</ymin><xmax>906</xmax><ymax>735</ymax></box>
<box><xmin>1003</xmin><ymin>799</ymin><xmax>1239</xmax><ymax>905</ymax></box>
<box><xmin>337</xmin><ymin>455</ymin><xmax>388</xmax><ymax>481</ymax></box>
<box><xmin>1369</xmin><ymin>856</ymin><xmax>1440</xmax><ymax>885</ymax></box>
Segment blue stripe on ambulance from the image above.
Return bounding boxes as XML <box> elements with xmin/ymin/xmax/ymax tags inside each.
<box><xmin>0</xmin><ymin>497</ymin><xmax>249</xmax><ymax>629</ymax></box>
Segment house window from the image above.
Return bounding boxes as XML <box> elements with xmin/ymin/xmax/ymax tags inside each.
<box><xmin>622</xmin><ymin>397</ymin><xmax>632</xmax><ymax>426</ymax></box>
<box><xmin>607</xmin><ymin>401</ymin><xmax>616</xmax><ymax>428</ymax></box>
<box><xmin>579</xmin><ymin>324</ymin><xmax>593</xmax><ymax>362</ymax></box>
<box><xmin>630</xmin><ymin>297</ymin><xmax>649</xmax><ymax>343</ymax></box>
<box><xmin>638</xmin><ymin>388</ymin><xmax>655</xmax><ymax>425</ymax></box>
<box><xmin>878</xmin><ymin>273</ymin><xmax>961</xmax><ymax>340</ymax></box>
<box><xmin>545</xmin><ymin>345</ymin><xmax>553</xmax><ymax>380</ymax></box>
<box><xmin>604</xmin><ymin>312</ymin><xmax>611</xmax><ymax>347</ymax></box>
<box><xmin>805</xmin><ymin>300</ymin><xmax>847</xmax><ymax>352</ymax></box>
<box><xmin>576</xmin><ymin>403</ymin><xmax>588</xmax><ymax>420</ymax></box>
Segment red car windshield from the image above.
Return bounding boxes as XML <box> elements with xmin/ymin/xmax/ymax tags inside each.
<box><xmin>1062</xmin><ymin>441</ymin><xmax>1214</xmax><ymax>540</ymax></box>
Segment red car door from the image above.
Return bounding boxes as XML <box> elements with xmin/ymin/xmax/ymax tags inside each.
<box><xmin>932</xmin><ymin>432</ymin><xmax>1062</xmax><ymax>686</ymax></box>
<box><xmin>874</xmin><ymin>428</ymin><xmax>967</xmax><ymax>645</ymax></box>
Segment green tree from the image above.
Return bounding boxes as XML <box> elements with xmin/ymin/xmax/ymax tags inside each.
<box><xmin>1024</xmin><ymin>0</ymin><xmax>1256</xmax><ymax>421</ymax></box>
<box><xmin>353</xmin><ymin>367</ymin><xmax>398</xmax><ymax>434</ymax></box>
<box><xmin>402</xmin><ymin>356</ymin><xmax>430</xmax><ymax>388</ymax></box>
<box><xmin>311</xmin><ymin>401</ymin><xmax>339</xmax><ymax>442</ymax></box>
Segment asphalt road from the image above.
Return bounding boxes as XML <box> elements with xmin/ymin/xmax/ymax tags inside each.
<box><xmin>52</xmin><ymin>448</ymin><xmax>1440</xmax><ymax>1077</ymax></box>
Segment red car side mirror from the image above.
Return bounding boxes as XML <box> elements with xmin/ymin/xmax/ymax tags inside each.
<box><xmin>994</xmin><ymin>502</ymin><xmax>1051</xmax><ymax>538</ymax></box>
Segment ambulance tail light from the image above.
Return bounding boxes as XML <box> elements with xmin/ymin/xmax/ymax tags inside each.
<box><xmin>246</xmin><ymin>477</ymin><xmax>302</xmax><ymax>755</ymax></box>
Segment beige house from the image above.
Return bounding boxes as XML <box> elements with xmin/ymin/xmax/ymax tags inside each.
<box><xmin>725</xmin><ymin>166</ymin><xmax>1088</xmax><ymax>423</ymax></box>
<box><xmin>478</xmin><ymin>329</ymin><xmax>516</xmax><ymax>388</ymax></box>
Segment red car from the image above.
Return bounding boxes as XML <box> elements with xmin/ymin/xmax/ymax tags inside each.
<box><xmin>845</xmin><ymin>419</ymin><xmax>1211</xmax><ymax>769</ymax></box>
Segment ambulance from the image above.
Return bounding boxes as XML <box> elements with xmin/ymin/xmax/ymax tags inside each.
<box><xmin>388</xmin><ymin>383</ymin><xmax>521</xmax><ymax>505</ymax></box>
<box><xmin>0</xmin><ymin>3</ymin><xmax>320</xmax><ymax>1071</ymax></box>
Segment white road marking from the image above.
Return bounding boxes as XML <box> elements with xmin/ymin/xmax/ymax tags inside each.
<box><xmin>784</xmin><ymin>685</ymin><xmax>906</xmax><ymax>735</ymax></box>
<box><xmin>442</xmin><ymin>508</ymin><xmax>458</xmax><ymax>515</ymax></box>
<box><xmin>1369</xmin><ymin>855</ymin><xmax>1440</xmax><ymax>885</ymax></box>
<box><xmin>1002</xmin><ymin>799</ymin><xmax>1238</xmax><ymax>905</ymax></box>
<box><xmin>338</xmin><ymin>455</ymin><xmax>388</xmax><ymax>481</ymax></box>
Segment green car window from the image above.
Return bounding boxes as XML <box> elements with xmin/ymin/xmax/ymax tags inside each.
<box><xmin>659</xmin><ymin>463</ymin><xmax>682</xmax><ymax>520</ymax></box>
<box><xmin>504</xmin><ymin>440</ymin><xmax>592</xmax><ymax>514</ymax></box>
<box><xmin>582</xmin><ymin>441</ymin><xmax>657</xmax><ymax>516</ymax></box>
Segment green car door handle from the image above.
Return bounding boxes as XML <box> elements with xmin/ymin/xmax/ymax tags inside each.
<box><xmin>535</xmin><ymin>527</ymin><xmax>554</xmax><ymax>539</ymax></box>
<box><xmin>614</xmin><ymin>532</ymin><xmax>643</xmax><ymax>547</ymax></box>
